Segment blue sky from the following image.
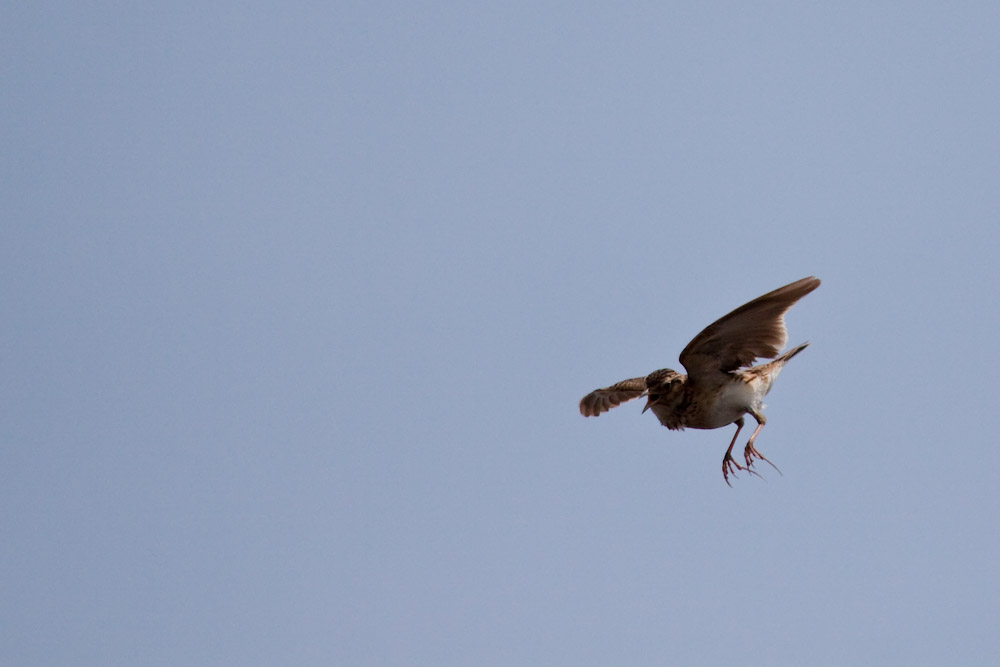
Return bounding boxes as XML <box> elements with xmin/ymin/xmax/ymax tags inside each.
<box><xmin>4</xmin><ymin>2</ymin><xmax>1000</xmax><ymax>665</ymax></box>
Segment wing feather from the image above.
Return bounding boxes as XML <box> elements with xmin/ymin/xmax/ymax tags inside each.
<box><xmin>679</xmin><ymin>276</ymin><xmax>820</xmax><ymax>381</ymax></box>
<box><xmin>579</xmin><ymin>377</ymin><xmax>647</xmax><ymax>417</ymax></box>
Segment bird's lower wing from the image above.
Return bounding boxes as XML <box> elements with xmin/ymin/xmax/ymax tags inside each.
<box><xmin>579</xmin><ymin>377</ymin><xmax>647</xmax><ymax>417</ymax></box>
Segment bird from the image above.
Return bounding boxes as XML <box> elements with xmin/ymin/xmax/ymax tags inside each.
<box><xmin>579</xmin><ymin>276</ymin><xmax>820</xmax><ymax>485</ymax></box>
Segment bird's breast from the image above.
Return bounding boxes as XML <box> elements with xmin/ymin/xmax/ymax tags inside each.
<box><xmin>685</xmin><ymin>377</ymin><xmax>762</xmax><ymax>430</ymax></box>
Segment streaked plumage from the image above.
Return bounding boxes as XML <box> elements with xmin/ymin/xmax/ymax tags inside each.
<box><xmin>579</xmin><ymin>276</ymin><xmax>820</xmax><ymax>484</ymax></box>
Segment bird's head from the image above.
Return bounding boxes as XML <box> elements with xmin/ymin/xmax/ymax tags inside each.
<box><xmin>641</xmin><ymin>368</ymin><xmax>681</xmax><ymax>413</ymax></box>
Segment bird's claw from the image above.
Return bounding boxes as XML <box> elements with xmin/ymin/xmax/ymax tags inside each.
<box><xmin>722</xmin><ymin>452</ymin><xmax>761</xmax><ymax>486</ymax></box>
<box><xmin>744</xmin><ymin>443</ymin><xmax>782</xmax><ymax>476</ymax></box>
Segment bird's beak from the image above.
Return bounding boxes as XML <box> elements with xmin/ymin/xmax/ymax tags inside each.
<box><xmin>641</xmin><ymin>394</ymin><xmax>651</xmax><ymax>414</ymax></box>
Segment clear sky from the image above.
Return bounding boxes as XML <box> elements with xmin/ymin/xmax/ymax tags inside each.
<box><xmin>4</xmin><ymin>2</ymin><xmax>1000</xmax><ymax>665</ymax></box>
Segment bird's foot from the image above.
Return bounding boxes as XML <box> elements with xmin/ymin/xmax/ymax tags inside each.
<box><xmin>744</xmin><ymin>443</ymin><xmax>782</xmax><ymax>476</ymax></box>
<box><xmin>722</xmin><ymin>451</ymin><xmax>761</xmax><ymax>486</ymax></box>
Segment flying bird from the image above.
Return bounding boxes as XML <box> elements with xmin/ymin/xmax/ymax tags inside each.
<box><xmin>579</xmin><ymin>276</ymin><xmax>820</xmax><ymax>485</ymax></box>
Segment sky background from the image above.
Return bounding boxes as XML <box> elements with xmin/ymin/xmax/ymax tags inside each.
<box><xmin>3</xmin><ymin>2</ymin><xmax>1000</xmax><ymax>665</ymax></box>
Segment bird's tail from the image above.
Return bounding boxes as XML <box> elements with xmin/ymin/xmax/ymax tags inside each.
<box><xmin>755</xmin><ymin>342</ymin><xmax>810</xmax><ymax>399</ymax></box>
<box><xmin>775</xmin><ymin>341</ymin><xmax>809</xmax><ymax>364</ymax></box>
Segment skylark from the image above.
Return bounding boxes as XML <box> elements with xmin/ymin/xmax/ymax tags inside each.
<box><xmin>579</xmin><ymin>276</ymin><xmax>820</xmax><ymax>485</ymax></box>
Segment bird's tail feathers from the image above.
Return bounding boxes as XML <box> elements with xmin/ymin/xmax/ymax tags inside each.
<box><xmin>776</xmin><ymin>341</ymin><xmax>809</xmax><ymax>364</ymax></box>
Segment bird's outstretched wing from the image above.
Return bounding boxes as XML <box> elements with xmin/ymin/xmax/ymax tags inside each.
<box><xmin>579</xmin><ymin>377</ymin><xmax>647</xmax><ymax>417</ymax></box>
<box><xmin>678</xmin><ymin>276</ymin><xmax>820</xmax><ymax>381</ymax></box>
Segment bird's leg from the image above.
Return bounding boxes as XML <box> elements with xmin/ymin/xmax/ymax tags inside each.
<box><xmin>743</xmin><ymin>409</ymin><xmax>782</xmax><ymax>475</ymax></box>
<box><xmin>722</xmin><ymin>418</ymin><xmax>759</xmax><ymax>486</ymax></box>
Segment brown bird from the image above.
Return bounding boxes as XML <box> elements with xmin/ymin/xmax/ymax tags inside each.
<box><xmin>579</xmin><ymin>276</ymin><xmax>820</xmax><ymax>485</ymax></box>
